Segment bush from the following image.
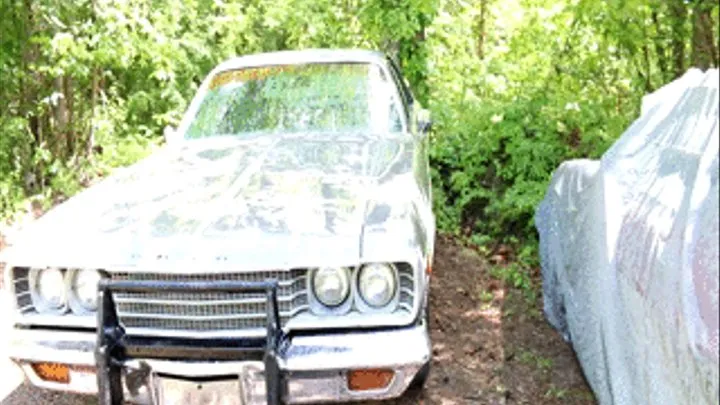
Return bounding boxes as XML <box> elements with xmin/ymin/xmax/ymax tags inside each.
<box><xmin>429</xmin><ymin>86</ymin><xmax>634</xmax><ymax>248</ymax></box>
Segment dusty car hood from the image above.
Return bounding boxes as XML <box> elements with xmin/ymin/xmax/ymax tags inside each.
<box><xmin>7</xmin><ymin>133</ymin><xmax>423</xmax><ymax>271</ymax></box>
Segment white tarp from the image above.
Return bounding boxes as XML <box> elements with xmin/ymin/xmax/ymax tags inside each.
<box><xmin>536</xmin><ymin>69</ymin><xmax>719</xmax><ymax>405</ymax></box>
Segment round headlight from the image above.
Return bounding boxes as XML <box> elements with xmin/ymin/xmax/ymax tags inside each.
<box><xmin>68</xmin><ymin>269</ymin><xmax>102</xmax><ymax>313</ymax></box>
<box><xmin>312</xmin><ymin>267</ymin><xmax>350</xmax><ymax>307</ymax></box>
<box><xmin>358</xmin><ymin>263</ymin><xmax>397</xmax><ymax>308</ymax></box>
<box><xmin>30</xmin><ymin>268</ymin><xmax>66</xmax><ymax>313</ymax></box>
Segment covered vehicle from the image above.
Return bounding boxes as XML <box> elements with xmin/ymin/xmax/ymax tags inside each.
<box><xmin>536</xmin><ymin>69</ymin><xmax>718</xmax><ymax>405</ymax></box>
<box><xmin>1</xmin><ymin>49</ymin><xmax>435</xmax><ymax>404</ymax></box>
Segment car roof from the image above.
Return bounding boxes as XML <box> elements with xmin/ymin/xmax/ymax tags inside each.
<box><xmin>214</xmin><ymin>49</ymin><xmax>389</xmax><ymax>73</ymax></box>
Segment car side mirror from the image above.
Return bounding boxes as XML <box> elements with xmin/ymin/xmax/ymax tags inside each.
<box><xmin>163</xmin><ymin>125</ymin><xmax>180</xmax><ymax>145</ymax></box>
<box><xmin>417</xmin><ymin>108</ymin><xmax>433</xmax><ymax>134</ymax></box>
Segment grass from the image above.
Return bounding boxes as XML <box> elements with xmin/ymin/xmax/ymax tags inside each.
<box><xmin>478</xmin><ymin>290</ymin><xmax>495</xmax><ymax>303</ymax></box>
<box><xmin>544</xmin><ymin>385</ymin><xmax>570</xmax><ymax>399</ymax></box>
<box><xmin>518</xmin><ymin>349</ymin><xmax>554</xmax><ymax>372</ymax></box>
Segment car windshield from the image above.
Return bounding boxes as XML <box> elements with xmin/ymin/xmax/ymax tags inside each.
<box><xmin>183</xmin><ymin>62</ymin><xmax>405</xmax><ymax>139</ymax></box>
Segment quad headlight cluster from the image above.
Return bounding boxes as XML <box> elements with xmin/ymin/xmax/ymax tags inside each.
<box><xmin>310</xmin><ymin>263</ymin><xmax>399</xmax><ymax>313</ymax></box>
<box><xmin>29</xmin><ymin>268</ymin><xmax>105</xmax><ymax>315</ymax></box>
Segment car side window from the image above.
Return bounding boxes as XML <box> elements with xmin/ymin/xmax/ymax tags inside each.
<box><xmin>386</xmin><ymin>58</ymin><xmax>414</xmax><ymax>115</ymax></box>
<box><xmin>369</xmin><ymin>63</ymin><xmax>405</xmax><ymax>133</ymax></box>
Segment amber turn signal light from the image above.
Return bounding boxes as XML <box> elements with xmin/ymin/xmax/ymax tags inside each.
<box><xmin>347</xmin><ymin>368</ymin><xmax>395</xmax><ymax>391</ymax></box>
<box><xmin>31</xmin><ymin>362</ymin><xmax>70</xmax><ymax>384</ymax></box>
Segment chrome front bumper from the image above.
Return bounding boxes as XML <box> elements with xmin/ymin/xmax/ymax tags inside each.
<box><xmin>7</xmin><ymin>324</ymin><xmax>430</xmax><ymax>404</ymax></box>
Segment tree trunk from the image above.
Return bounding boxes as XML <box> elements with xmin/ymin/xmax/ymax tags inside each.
<box><xmin>88</xmin><ymin>68</ymin><xmax>99</xmax><ymax>156</ymax></box>
<box><xmin>88</xmin><ymin>0</ymin><xmax>98</xmax><ymax>157</ymax></box>
<box><xmin>65</xmin><ymin>76</ymin><xmax>75</xmax><ymax>157</ymax></box>
<box><xmin>641</xmin><ymin>9</ymin><xmax>653</xmax><ymax>91</ymax></box>
<box><xmin>643</xmin><ymin>42</ymin><xmax>653</xmax><ymax>91</ymax></box>
<box><xmin>53</xmin><ymin>76</ymin><xmax>69</xmax><ymax>131</ymax></box>
<box><xmin>651</xmin><ymin>9</ymin><xmax>668</xmax><ymax>81</ymax></box>
<box><xmin>476</xmin><ymin>0</ymin><xmax>488</xmax><ymax>60</ymax></box>
<box><xmin>20</xmin><ymin>0</ymin><xmax>44</xmax><ymax>193</ymax></box>
<box><xmin>21</xmin><ymin>0</ymin><xmax>37</xmax><ymax>141</ymax></box>
<box><xmin>691</xmin><ymin>1</ymin><xmax>718</xmax><ymax>70</ymax></box>
<box><xmin>669</xmin><ymin>0</ymin><xmax>688</xmax><ymax>78</ymax></box>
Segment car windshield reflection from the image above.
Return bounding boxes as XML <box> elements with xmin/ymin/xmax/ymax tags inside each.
<box><xmin>184</xmin><ymin>63</ymin><xmax>405</xmax><ymax>139</ymax></box>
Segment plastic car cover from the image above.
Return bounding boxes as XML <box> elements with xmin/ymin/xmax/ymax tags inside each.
<box><xmin>536</xmin><ymin>68</ymin><xmax>719</xmax><ymax>405</ymax></box>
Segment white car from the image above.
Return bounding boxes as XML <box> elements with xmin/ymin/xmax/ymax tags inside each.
<box><xmin>2</xmin><ymin>49</ymin><xmax>436</xmax><ymax>405</ymax></box>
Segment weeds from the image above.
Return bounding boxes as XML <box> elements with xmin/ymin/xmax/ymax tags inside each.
<box><xmin>518</xmin><ymin>350</ymin><xmax>554</xmax><ymax>372</ymax></box>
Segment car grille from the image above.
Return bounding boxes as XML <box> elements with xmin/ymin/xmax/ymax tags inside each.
<box><xmin>110</xmin><ymin>270</ymin><xmax>309</xmax><ymax>337</ymax></box>
<box><xmin>396</xmin><ymin>263</ymin><xmax>416</xmax><ymax>312</ymax></box>
<box><xmin>11</xmin><ymin>264</ymin><xmax>417</xmax><ymax>333</ymax></box>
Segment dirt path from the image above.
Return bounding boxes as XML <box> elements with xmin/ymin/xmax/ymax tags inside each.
<box><xmin>360</xmin><ymin>236</ymin><xmax>596</xmax><ymax>405</ymax></box>
<box><xmin>1</xmin><ymin>236</ymin><xmax>595</xmax><ymax>405</ymax></box>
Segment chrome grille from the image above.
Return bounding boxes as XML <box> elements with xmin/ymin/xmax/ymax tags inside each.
<box><xmin>110</xmin><ymin>270</ymin><xmax>308</xmax><ymax>335</ymax></box>
<box><xmin>397</xmin><ymin>263</ymin><xmax>415</xmax><ymax>312</ymax></box>
<box><xmin>11</xmin><ymin>267</ymin><xmax>33</xmax><ymax>313</ymax></box>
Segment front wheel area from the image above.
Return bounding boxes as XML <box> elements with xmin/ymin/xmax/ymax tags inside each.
<box><xmin>405</xmin><ymin>361</ymin><xmax>430</xmax><ymax>394</ymax></box>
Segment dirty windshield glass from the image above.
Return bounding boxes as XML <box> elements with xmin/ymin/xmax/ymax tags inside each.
<box><xmin>184</xmin><ymin>63</ymin><xmax>404</xmax><ymax>138</ymax></box>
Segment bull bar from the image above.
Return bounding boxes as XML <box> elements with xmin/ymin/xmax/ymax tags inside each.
<box><xmin>95</xmin><ymin>278</ymin><xmax>285</xmax><ymax>405</ymax></box>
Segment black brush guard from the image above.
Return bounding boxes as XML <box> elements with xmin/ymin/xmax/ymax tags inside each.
<box><xmin>95</xmin><ymin>279</ymin><xmax>286</xmax><ymax>405</ymax></box>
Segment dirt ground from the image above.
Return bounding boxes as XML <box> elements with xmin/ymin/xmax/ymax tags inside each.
<box><xmin>360</xmin><ymin>235</ymin><xmax>596</xmax><ymax>405</ymax></box>
<box><xmin>0</xmin><ymin>235</ymin><xmax>596</xmax><ymax>405</ymax></box>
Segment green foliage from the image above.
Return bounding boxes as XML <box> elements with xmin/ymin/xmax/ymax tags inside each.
<box><xmin>0</xmin><ymin>0</ymin><xmax>718</xmax><ymax>272</ymax></box>
<box><xmin>491</xmin><ymin>262</ymin><xmax>534</xmax><ymax>297</ymax></box>
<box><xmin>544</xmin><ymin>386</ymin><xmax>570</xmax><ymax>399</ymax></box>
<box><xmin>518</xmin><ymin>349</ymin><xmax>554</xmax><ymax>372</ymax></box>
<box><xmin>426</xmin><ymin>0</ymin><xmax>652</xmax><ymax>250</ymax></box>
